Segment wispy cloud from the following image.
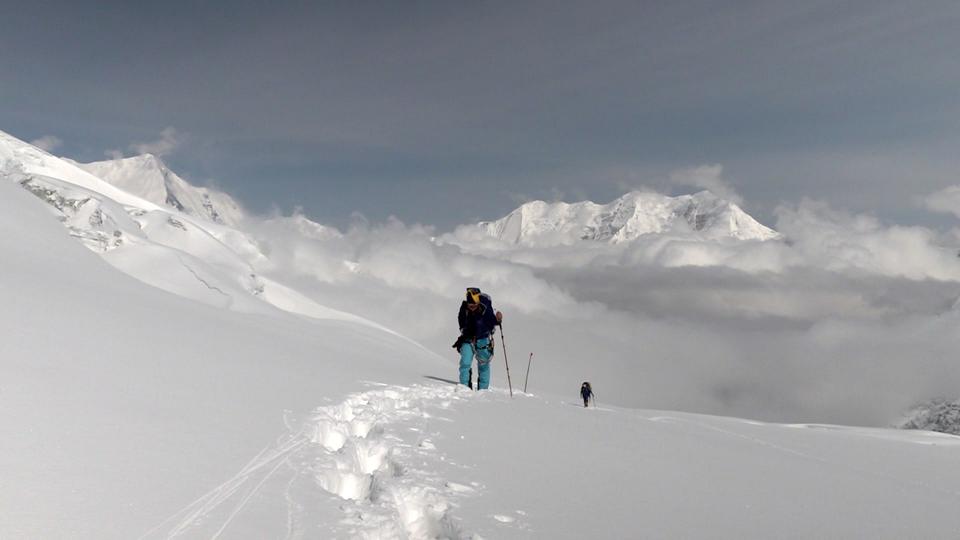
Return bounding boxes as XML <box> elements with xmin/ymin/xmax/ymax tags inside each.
<box><xmin>30</xmin><ymin>135</ymin><xmax>62</xmax><ymax>152</ymax></box>
<box><xmin>103</xmin><ymin>127</ymin><xmax>182</xmax><ymax>160</ymax></box>
<box><xmin>130</xmin><ymin>127</ymin><xmax>180</xmax><ymax>157</ymax></box>
<box><xmin>669</xmin><ymin>164</ymin><xmax>743</xmax><ymax>206</ymax></box>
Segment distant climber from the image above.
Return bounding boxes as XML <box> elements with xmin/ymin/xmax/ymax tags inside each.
<box><xmin>453</xmin><ymin>287</ymin><xmax>502</xmax><ymax>390</ymax></box>
<box><xmin>580</xmin><ymin>382</ymin><xmax>594</xmax><ymax>407</ymax></box>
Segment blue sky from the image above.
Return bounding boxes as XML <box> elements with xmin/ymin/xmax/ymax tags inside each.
<box><xmin>2</xmin><ymin>0</ymin><xmax>958</xmax><ymax>228</ymax></box>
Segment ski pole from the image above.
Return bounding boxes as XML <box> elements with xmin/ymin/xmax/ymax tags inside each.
<box><xmin>523</xmin><ymin>352</ymin><xmax>533</xmax><ymax>393</ymax></box>
<box><xmin>498</xmin><ymin>324</ymin><xmax>513</xmax><ymax>397</ymax></box>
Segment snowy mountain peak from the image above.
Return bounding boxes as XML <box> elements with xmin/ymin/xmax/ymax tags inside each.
<box><xmin>3</xmin><ymin>128</ymin><xmax>391</xmax><ymax>331</ymax></box>
<box><xmin>77</xmin><ymin>154</ymin><xmax>244</xmax><ymax>227</ymax></box>
<box><xmin>124</xmin><ymin>152</ymin><xmax>166</xmax><ymax>172</ymax></box>
<box><xmin>477</xmin><ymin>190</ymin><xmax>778</xmax><ymax>246</ymax></box>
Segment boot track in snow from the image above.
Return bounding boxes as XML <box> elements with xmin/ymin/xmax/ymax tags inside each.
<box><xmin>140</xmin><ymin>382</ymin><xmax>482</xmax><ymax>540</ymax></box>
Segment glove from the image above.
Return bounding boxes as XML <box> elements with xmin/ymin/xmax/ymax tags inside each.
<box><xmin>495</xmin><ymin>311</ymin><xmax>503</xmax><ymax>324</ymax></box>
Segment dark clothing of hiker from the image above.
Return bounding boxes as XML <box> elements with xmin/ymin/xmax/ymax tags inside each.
<box><xmin>458</xmin><ymin>294</ymin><xmax>499</xmax><ymax>340</ymax></box>
<box><xmin>581</xmin><ymin>382</ymin><xmax>594</xmax><ymax>407</ymax></box>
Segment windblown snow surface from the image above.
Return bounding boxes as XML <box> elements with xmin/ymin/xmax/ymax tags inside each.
<box><xmin>5</xmin><ymin>136</ymin><xmax>960</xmax><ymax>538</ymax></box>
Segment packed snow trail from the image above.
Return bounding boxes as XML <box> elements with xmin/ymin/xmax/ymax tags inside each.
<box><xmin>141</xmin><ymin>382</ymin><xmax>486</xmax><ymax>540</ymax></box>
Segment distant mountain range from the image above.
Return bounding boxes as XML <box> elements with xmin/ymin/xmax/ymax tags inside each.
<box><xmin>470</xmin><ymin>190</ymin><xmax>779</xmax><ymax>247</ymax></box>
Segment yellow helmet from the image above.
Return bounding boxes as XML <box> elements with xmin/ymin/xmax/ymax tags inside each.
<box><xmin>466</xmin><ymin>287</ymin><xmax>481</xmax><ymax>304</ymax></box>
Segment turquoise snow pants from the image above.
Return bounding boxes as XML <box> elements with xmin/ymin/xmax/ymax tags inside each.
<box><xmin>459</xmin><ymin>337</ymin><xmax>493</xmax><ymax>389</ymax></box>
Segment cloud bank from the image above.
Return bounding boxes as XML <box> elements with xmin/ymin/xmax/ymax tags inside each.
<box><xmin>235</xmin><ymin>192</ymin><xmax>960</xmax><ymax>428</ymax></box>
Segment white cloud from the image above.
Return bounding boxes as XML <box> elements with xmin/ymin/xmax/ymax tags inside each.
<box><xmin>922</xmin><ymin>185</ymin><xmax>960</xmax><ymax>219</ymax></box>
<box><xmin>669</xmin><ymin>164</ymin><xmax>743</xmax><ymax>206</ymax></box>
<box><xmin>129</xmin><ymin>127</ymin><xmax>180</xmax><ymax>157</ymax></box>
<box><xmin>234</xmin><ymin>193</ymin><xmax>960</xmax><ymax>427</ymax></box>
<box><xmin>775</xmin><ymin>199</ymin><xmax>960</xmax><ymax>281</ymax></box>
<box><xmin>30</xmin><ymin>135</ymin><xmax>63</xmax><ymax>152</ymax></box>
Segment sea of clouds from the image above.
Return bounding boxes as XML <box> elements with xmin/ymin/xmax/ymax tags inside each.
<box><xmin>236</xmin><ymin>189</ymin><xmax>960</xmax><ymax>427</ymax></box>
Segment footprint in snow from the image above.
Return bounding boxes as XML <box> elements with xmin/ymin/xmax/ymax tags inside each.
<box><xmin>147</xmin><ymin>382</ymin><xmax>490</xmax><ymax>540</ymax></box>
<box><xmin>304</xmin><ymin>383</ymin><xmax>480</xmax><ymax>538</ymax></box>
<box><xmin>445</xmin><ymin>481</ymin><xmax>476</xmax><ymax>494</ymax></box>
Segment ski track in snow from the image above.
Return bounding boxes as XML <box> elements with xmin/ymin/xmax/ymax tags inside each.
<box><xmin>141</xmin><ymin>382</ymin><xmax>483</xmax><ymax>540</ymax></box>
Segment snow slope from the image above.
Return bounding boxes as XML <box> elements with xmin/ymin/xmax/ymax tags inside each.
<box><xmin>0</xmin><ymin>177</ymin><xmax>446</xmax><ymax>538</ymax></box>
<box><xmin>461</xmin><ymin>190</ymin><xmax>779</xmax><ymax>247</ymax></box>
<box><xmin>5</xmin><ymin>128</ymin><xmax>960</xmax><ymax>538</ymax></box>
<box><xmin>131</xmin><ymin>378</ymin><xmax>960</xmax><ymax>539</ymax></box>
<box><xmin>440</xmin><ymin>394</ymin><xmax>960</xmax><ymax>539</ymax></box>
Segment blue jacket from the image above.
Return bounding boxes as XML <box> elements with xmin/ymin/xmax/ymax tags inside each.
<box><xmin>458</xmin><ymin>293</ymin><xmax>498</xmax><ymax>340</ymax></box>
